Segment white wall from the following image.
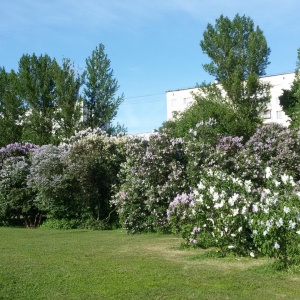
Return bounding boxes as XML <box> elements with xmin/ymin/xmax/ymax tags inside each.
<box><xmin>166</xmin><ymin>72</ymin><xmax>295</xmax><ymax>126</ymax></box>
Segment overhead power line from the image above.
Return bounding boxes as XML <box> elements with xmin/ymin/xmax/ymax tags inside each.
<box><xmin>123</xmin><ymin>92</ymin><xmax>165</xmax><ymax>102</ymax></box>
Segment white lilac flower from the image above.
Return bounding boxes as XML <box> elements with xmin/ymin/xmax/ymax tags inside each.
<box><xmin>228</xmin><ymin>245</ymin><xmax>235</xmax><ymax>249</ymax></box>
<box><xmin>265</xmin><ymin>167</ymin><xmax>272</xmax><ymax>179</ymax></box>
<box><xmin>212</xmin><ymin>192</ymin><xmax>219</xmax><ymax>202</ymax></box>
<box><xmin>250</xmin><ymin>252</ymin><xmax>255</xmax><ymax>258</ymax></box>
<box><xmin>209</xmin><ymin>186</ymin><xmax>215</xmax><ymax>194</ymax></box>
<box><xmin>252</xmin><ymin>229</ymin><xmax>257</xmax><ymax>235</ymax></box>
<box><xmin>273</xmin><ymin>180</ymin><xmax>280</xmax><ymax>187</ymax></box>
<box><xmin>252</xmin><ymin>204</ymin><xmax>259</xmax><ymax>212</ymax></box>
<box><xmin>283</xmin><ymin>206</ymin><xmax>290</xmax><ymax>214</ymax></box>
<box><xmin>289</xmin><ymin>220</ymin><xmax>296</xmax><ymax>229</ymax></box>
<box><xmin>232</xmin><ymin>208</ymin><xmax>239</xmax><ymax>217</ymax></box>
<box><xmin>281</xmin><ymin>174</ymin><xmax>289</xmax><ymax>184</ymax></box>
<box><xmin>238</xmin><ymin>227</ymin><xmax>243</xmax><ymax>232</ymax></box>
<box><xmin>195</xmin><ymin>194</ymin><xmax>203</xmax><ymax>204</ymax></box>
<box><xmin>228</xmin><ymin>193</ymin><xmax>239</xmax><ymax>206</ymax></box>
<box><xmin>244</xmin><ymin>180</ymin><xmax>252</xmax><ymax>193</ymax></box>
<box><xmin>241</xmin><ymin>206</ymin><xmax>247</xmax><ymax>215</ymax></box>
<box><xmin>266</xmin><ymin>220</ymin><xmax>272</xmax><ymax>228</ymax></box>
<box><xmin>263</xmin><ymin>230</ymin><xmax>268</xmax><ymax>236</ymax></box>
<box><xmin>197</xmin><ymin>182</ymin><xmax>205</xmax><ymax>190</ymax></box>
<box><xmin>214</xmin><ymin>200</ymin><xmax>224</xmax><ymax>209</ymax></box>
<box><xmin>297</xmin><ymin>230</ymin><xmax>300</xmax><ymax>235</ymax></box>
<box><xmin>274</xmin><ymin>242</ymin><xmax>280</xmax><ymax>249</ymax></box>
<box><xmin>263</xmin><ymin>207</ymin><xmax>269</xmax><ymax>214</ymax></box>
<box><xmin>276</xmin><ymin>218</ymin><xmax>284</xmax><ymax>228</ymax></box>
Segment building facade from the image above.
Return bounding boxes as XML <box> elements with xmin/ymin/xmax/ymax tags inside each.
<box><xmin>166</xmin><ymin>72</ymin><xmax>295</xmax><ymax>126</ymax></box>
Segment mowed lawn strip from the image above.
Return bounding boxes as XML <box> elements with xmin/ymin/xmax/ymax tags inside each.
<box><xmin>0</xmin><ymin>227</ymin><xmax>299</xmax><ymax>300</ymax></box>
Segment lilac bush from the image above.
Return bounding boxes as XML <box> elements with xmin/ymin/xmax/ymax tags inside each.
<box><xmin>250</xmin><ymin>167</ymin><xmax>300</xmax><ymax>267</ymax></box>
<box><xmin>27</xmin><ymin>144</ymin><xmax>83</xmax><ymax>221</ymax></box>
<box><xmin>168</xmin><ymin>166</ymin><xmax>254</xmax><ymax>255</ymax></box>
<box><xmin>63</xmin><ymin>128</ymin><xmax>126</xmax><ymax>227</ymax></box>
<box><xmin>233</xmin><ymin>124</ymin><xmax>300</xmax><ymax>184</ymax></box>
<box><xmin>113</xmin><ymin>131</ymin><xmax>187</xmax><ymax>233</ymax></box>
<box><xmin>0</xmin><ymin>143</ymin><xmax>38</xmax><ymax>226</ymax></box>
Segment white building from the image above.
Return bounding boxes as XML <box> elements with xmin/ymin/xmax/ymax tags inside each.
<box><xmin>166</xmin><ymin>72</ymin><xmax>295</xmax><ymax>126</ymax></box>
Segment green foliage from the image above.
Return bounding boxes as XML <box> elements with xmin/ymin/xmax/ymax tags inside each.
<box><xmin>279</xmin><ymin>49</ymin><xmax>300</xmax><ymax>128</ymax></box>
<box><xmin>28</xmin><ymin>144</ymin><xmax>83</xmax><ymax>220</ymax></box>
<box><xmin>63</xmin><ymin>129</ymin><xmax>125</xmax><ymax>223</ymax></box>
<box><xmin>17</xmin><ymin>54</ymin><xmax>84</xmax><ymax>145</ymax></box>
<box><xmin>50</xmin><ymin>59</ymin><xmax>83</xmax><ymax>144</ymax></box>
<box><xmin>113</xmin><ymin>131</ymin><xmax>187</xmax><ymax>233</ymax></box>
<box><xmin>18</xmin><ymin>54</ymin><xmax>59</xmax><ymax>145</ymax></box>
<box><xmin>40</xmin><ymin>218</ymin><xmax>83</xmax><ymax>230</ymax></box>
<box><xmin>27</xmin><ymin>128</ymin><xmax>126</xmax><ymax>226</ymax></box>
<box><xmin>0</xmin><ymin>143</ymin><xmax>39</xmax><ymax>227</ymax></box>
<box><xmin>250</xmin><ymin>168</ymin><xmax>300</xmax><ymax>268</ymax></box>
<box><xmin>0</xmin><ymin>68</ymin><xmax>24</xmax><ymax>146</ymax></box>
<box><xmin>161</xmin><ymin>83</ymin><xmax>259</xmax><ymax>144</ymax></box>
<box><xmin>83</xmin><ymin>43</ymin><xmax>124</xmax><ymax>131</ymax></box>
<box><xmin>200</xmin><ymin>14</ymin><xmax>271</xmax><ymax>121</ymax></box>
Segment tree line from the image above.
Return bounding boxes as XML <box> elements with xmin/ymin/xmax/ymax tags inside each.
<box><xmin>0</xmin><ymin>44</ymin><xmax>124</xmax><ymax>146</ymax></box>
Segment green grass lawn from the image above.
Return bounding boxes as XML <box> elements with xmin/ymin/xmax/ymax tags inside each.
<box><xmin>0</xmin><ymin>228</ymin><xmax>300</xmax><ymax>300</ymax></box>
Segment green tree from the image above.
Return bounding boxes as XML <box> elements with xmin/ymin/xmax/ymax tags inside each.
<box><xmin>200</xmin><ymin>14</ymin><xmax>271</xmax><ymax>121</ymax></box>
<box><xmin>83</xmin><ymin>44</ymin><xmax>124</xmax><ymax>131</ymax></box>
<box><xmin>0</xmin><ymin>68</ymin><xmax>24</xmax><ymax>146</ymax></box>
<box><xmin>279</xmin><ymin>49</ymin><xmax>300</xmax><ymax>128</ymax></box>
<box><xmin>18</xmin><ymin>54</ymin><xmax>58</xmax><ymax>145</ymax></box>
<box><xmin>161</xmin><ymin>83</ymin><xmax>258</xmax><ymax>143</ymax></box>
<box><xmin>51</xmin><ymin>59</ymin><xmax>83</xmax><ymax>144</ymax></box>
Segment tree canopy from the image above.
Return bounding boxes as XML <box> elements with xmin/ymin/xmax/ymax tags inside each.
<box><xmin>200</xmin><ymin>14</ymin><xmax>271</xmax><ymax>121</ymax></box>
<box><xmin>279</xmin><ymin>49</ymin><xmax>300</xmax><ymax>128</ymax></box>
<box><xmin>0</xmin><ymin>44</ymin><xmax>125</xmax><ymax>146</ymax></box>
<box><xmin>83</xmin><ymin>44</ymin><xmax>124</xmax><ymax>131</ymax></box>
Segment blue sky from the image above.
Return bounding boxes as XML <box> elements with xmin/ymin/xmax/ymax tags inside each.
<box><xmin>1</xmin><ymin>1</ymin><xmax>300</xmax><ymax>134</ymax></box>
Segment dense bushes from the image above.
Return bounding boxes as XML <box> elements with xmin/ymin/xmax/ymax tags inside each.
<box><xmin>112</xmin><ymin>131</ymin><xmax>187</xmax><ymax>233</ymax></box>
<box><xmin>1</xmin><ymin>123</ymin><xmax>300</xmax><ymax>267</ymax></box>
<box><xmin>0</xmin><ymin>143</ymin><xmax>38</xmax><ymax>227</ymax></box>
<box><xmin>0</xmin><ymin>129</ymin><xmax>126</xmax><ymax>228</ymax></box>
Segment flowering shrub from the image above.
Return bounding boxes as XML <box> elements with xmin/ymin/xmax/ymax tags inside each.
<box><xmin>168</xmin><ymin>167</ymin><xmax>254</xmax><ymax>255</ymax></box>
<box><xmin>250</xmin><ymin>167</ymin><xmax>300</xmax><ymax>267</ymax></box>
<box><xmin>27</xmin><ymin>144</ymin><xmax>83</xmax><ymax>220</ymax></box>
<box><xmin>27</xmin><ymin>128</ymin><xmax>126</xmax><ymax>228</ymax></box>
<box><xmin>233</xmin><ymin>124</ymin><xmax>300</xmax><ymax>184</ymax></box>
<box><xmin>113</xmin><ymin>131</ymin><xmax>187</xmax><ymax>233</ymax></box>
<box><xmin>168</xmin><ymin>165</ymin><xmax>300</xmax><ymax>266</ymax></box>
<box><xmin>63</xmin><ymin>128</ymin><xmax>125</xmax><ymax>226</ymax></box>
<box><xmin>0</xmin><ymin>143</ymin><xmax>38</xmax><ymax>226</ymax></box>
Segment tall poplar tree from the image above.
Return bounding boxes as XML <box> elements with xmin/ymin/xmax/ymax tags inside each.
<box><xmin>200</xmin><ymin>14</ymin><xmax>271</xmax><ymax>121</ymax></box>
<box><xmin>18</xmin><ymin>54</ymin><xmax>58</xmax><ymax>145</ymax></box>
<box><xmin>51</xmin><ymin>58</ymin><xmax>83</xmax><ymax>143</ymax></box>
<box><xmin>83</xmin><ymin>44</ymin><xmax>124</xmax><ymax>130</ymax></box>
<box><xmin>0</xmin><ymin>68</ymin><xmax>24</xmax><ymax>146</ymax></box>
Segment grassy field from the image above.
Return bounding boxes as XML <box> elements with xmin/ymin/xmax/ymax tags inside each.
<box><xmin>0</xmin><ymin>228</ymin><xmax>300</xmax><ymax>300</ymax></box>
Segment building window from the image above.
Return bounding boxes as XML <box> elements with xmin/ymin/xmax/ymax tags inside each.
<box><xmin>263</xmin><ymin>110</ymin><xmax>271</xmax><ymax>119</ymax></box>
<box><xmin>277</xmin><ymin>110</ymin><xmax>283</xmax><ymax>119</ymax></box>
